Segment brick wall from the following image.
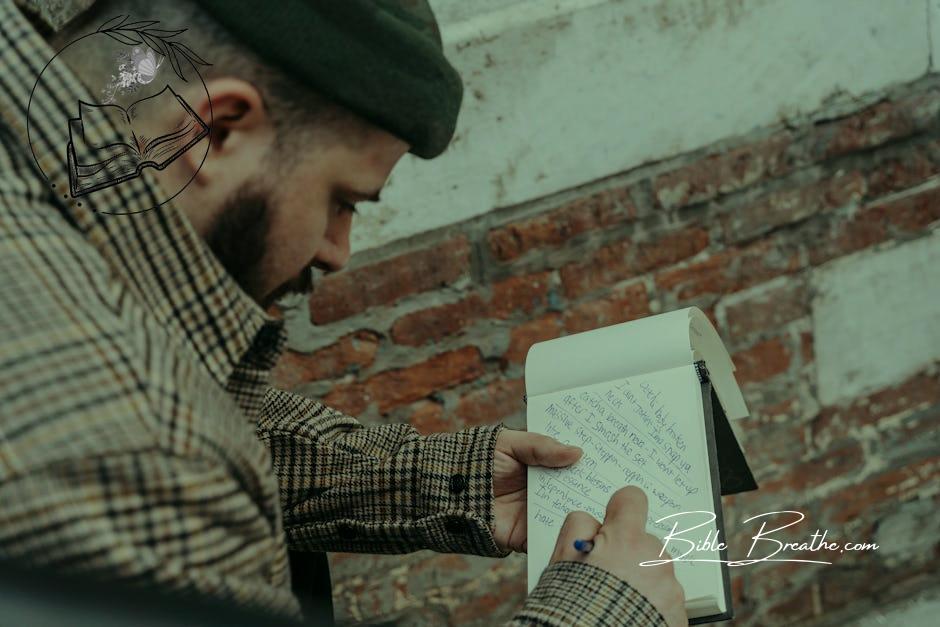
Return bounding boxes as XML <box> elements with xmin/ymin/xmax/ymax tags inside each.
<box><xmin>271</xmin><ymin>76</ymin><xmax>940</xmax><ymax>625</ymax></box>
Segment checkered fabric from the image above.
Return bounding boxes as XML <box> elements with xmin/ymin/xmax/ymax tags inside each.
<box><xmin>0</xmin><ymin>1</ymin><xmax>666</xmax><ymax>624</ymax></box>
<box><xmin>521</xmin><ymin>562</ymin><xmax>668</xmax><ymax>626</ymax></box>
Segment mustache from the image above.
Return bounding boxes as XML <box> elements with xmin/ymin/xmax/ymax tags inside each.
<box><xmin>261</xmin><ymin>262</ymin><xmax>329</xmax><ymax>309</ymax></box>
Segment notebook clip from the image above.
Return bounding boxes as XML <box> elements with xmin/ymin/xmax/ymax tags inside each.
<box><xmin>694</xmin><ymin>360</ymin><xmax>710</xmax><ymax>384</ymax></box>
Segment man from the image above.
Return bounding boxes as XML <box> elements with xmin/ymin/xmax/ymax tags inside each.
<box><xmin>0</xmin><ymin>0</ymin><xmax>685</xmax><ymax>625</ymax></box>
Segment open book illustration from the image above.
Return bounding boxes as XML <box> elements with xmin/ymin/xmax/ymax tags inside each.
<box><xmin>525</xmin><ymin>307</ymin><xmax>758</xmax><ymax>624</ymax></box>
<box><xmin>66</xmin><ymin>85</ymin><xmax>209</xmax><ymax>197</ymax></box>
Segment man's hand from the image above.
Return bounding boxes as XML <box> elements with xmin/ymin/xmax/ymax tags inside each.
<box><xmin>491</xmin><ymin>427</ymin><xmax>583</xmax><ymax>554</ymax></box>
<box><xmin>549</xmin><ymin>486</ymin><xmax>688</xmax><ymax>626</ymax></box>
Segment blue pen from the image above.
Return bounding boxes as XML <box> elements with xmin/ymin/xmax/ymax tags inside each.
<box><xmin>573</xmin><ymin>539</ymin><xmax>594</xmax><ymax>553</ymax></box>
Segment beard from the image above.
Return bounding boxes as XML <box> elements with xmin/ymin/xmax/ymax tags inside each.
<box><xmin>203</xmin><ymin>183</ymin><xmax>314</xmax><ymax>311</ymax></box>
<box><xmin>263</xmin><ymin>262</ymin><xmax>314</xmax><ymax>309</ymax></box>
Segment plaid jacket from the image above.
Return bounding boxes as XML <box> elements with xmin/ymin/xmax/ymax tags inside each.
<box><xmin>0</xmin><ymin>2</ymin><xmax>666</xmax><ymax>625</ymax></box>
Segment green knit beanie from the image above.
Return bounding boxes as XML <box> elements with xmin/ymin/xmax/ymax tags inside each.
<box><xmin>199</xmin><ymin>0</ymin><xmax>463</xmax><ymax>159</ymax></box>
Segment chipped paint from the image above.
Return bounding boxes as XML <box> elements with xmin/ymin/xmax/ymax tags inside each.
<box><xmin>811</xmin><ymin>226</ymin><xmax>940</xmax><ymax>406</ymax></box>
<box><xmin>353</xmin><ymin>0</ymin><xmax>931</xmax><ymax>253</ymax></box>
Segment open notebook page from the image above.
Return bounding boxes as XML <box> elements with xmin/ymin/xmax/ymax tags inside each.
<box><xmin>525</xmin><ymin>307</ymin><xmax>747</xmax><ymax>420</ymax></box>
<box><xmin>526</xmin><ymin>363</ymin><xmax>726</xmax><ymax>614</ymax></box>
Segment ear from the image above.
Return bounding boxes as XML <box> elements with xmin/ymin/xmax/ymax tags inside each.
<box><xmin>179</xmin><ymin>77</ymin><xmax>275</xmax><ymax>189</ymax></box>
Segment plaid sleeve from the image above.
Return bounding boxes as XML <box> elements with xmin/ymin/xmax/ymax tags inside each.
<box><xmin>508</xmin><ymin>561</ymin><xmax>668</xmax><ymax>626</ymax></box>
<box><xmin>257</xmin><ymin>387</ymin><xmax>512</xmax><ymax>558</ymax></box>
<box><xmin>0</xmin><ymin>448</ymin><xmax>301</xmax><ymax>619</ymax></box>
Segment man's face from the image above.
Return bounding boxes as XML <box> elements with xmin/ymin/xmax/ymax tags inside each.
<box><xmin>206</xmin><ymin>126</ymin><xmax>409</xmax><ymax>310</ymax></box>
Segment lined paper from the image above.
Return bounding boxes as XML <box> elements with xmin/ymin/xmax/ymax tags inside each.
<box><xmin>527</xmin><ymin>364</ymin><xmax>723</xmax><ymax>605</ymax></box>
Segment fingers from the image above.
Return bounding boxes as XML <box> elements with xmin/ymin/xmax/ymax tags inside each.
<box><xmin>603</xmin><ymin>485</ymin><xmax>649</xmax><ymax>536</ymax></box>
<box><xmin>550</xmin><ymin>510</ymin><xmax>601</xmax><ymax>563</ymax></box>
<box><xmin>500</xmin><ymin>428</ymin><xmax>582</xmax><ymax>468</ymax></box>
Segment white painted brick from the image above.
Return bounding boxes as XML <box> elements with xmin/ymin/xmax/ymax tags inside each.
<box><xmin>932</xmin><ymin>0</ymin><xmax>940</xmax><ymax>71</ymax></box>
<box><xmin>857</xmin><ymin>594</ymin><xmax>940</xmax><ymax>627</ymax></box>
<box><xmin>352</xmin><ymin>0</ymin><xmax>930</xmax><ymax>252</ymax></box>
<box><xmin>812</xmin><ymin>231</ymin><xmax>940</xmax><ymax>407</ymax></box>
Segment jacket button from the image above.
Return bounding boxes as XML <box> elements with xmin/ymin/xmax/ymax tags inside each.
<box><xmin>449</xmin><ymin>473</ymin><xmax>467</xmax><ymax>494</ymax></box>
<box><xmin>444</xmin><ymin>516</ymin><xmax>469</xmax><ymax>534</ymax></box>
<box><xmin>338</xmin><ymin>523</ymin><xmax>358</xmax><ymax>540</ymax></box>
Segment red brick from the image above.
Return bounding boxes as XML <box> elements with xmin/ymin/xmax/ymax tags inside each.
<box><xmin>733</xmin><ymin>537</ymin><xmax>815</xmax><ymax>586</ymax></box>
<box><xmin>812</xmin><ymin>370</ymin><xmax>940</xmax><ymax>446</ymax></box>
<box><xmin>800</xmin><ymin>331</ymin><xmax>814</xmax><ymax>364</ymax></box>
<box><xmin>272</xmin><ymin>330</ymin><xmax>381</xmax><ymax>388</ymax></box>
<box><xmin>559</xmin><ymin>239</ymin><xmax>630</xmax><ymax>299</ymax></box>
<box><xmin>737</xmin><ymin>416</ymin><xmax>806</xmax><ymax>471</ymax></box>
<box><xmin>309</xmin><ymin>236</ymin><xmax>471</xmax><ymax>324</ymax></box>
<box><xmin>560</xmin><ymin>225</ymin><xmax>709</xmax><ymax>299</ymax></box>
<box><xmin>390</xmin><ymin>294</ymin><xmax>486</xmax><ymax>346</ymax></box>
<box><xmin>731</xmin><ymin>604</ymin><xmax>756</xmax><ymax>625</ymax></box>
<box><xmin>653</xmin><ymin>131</ymin><xmax>794</xmax><ymax>210</ymax></box>
<box><xmin>407</xmin><ymin>400</ymin><xmax>458</xmax><ymax>435</ymax></box>
<box><xmin>562</xmin><ymin>281</ymin><xmax>650</xmax><ymax>334</ymax></box>
<box><xmin>408</xmin><ymin>553</ymin><xmax>471</xmax><ymax>576</ymax></box>
<box><xmin>489</xmin><ymin>271</ymin><xmax>552</xmax><ymax>319</ymax></box>
<box><xmin>486</xmin><ymin>186</ymin><xmax>636</xmax><ymax>262</ymax></box>
<box><xmin>655</xmin><ymin>250</ymin><xmax>732</xmax><ymax>299</ymax></box>
<box><xmin>655</xmin><ymin>239</ymin><xmax>801</xmax><ymax>302</ymax></box>
<box><xmin>809</xmin><ymin>186</ymin><xmax>940</xmax><ymax>266</ymax></box>
<box><xmin>812</xmin><ymin>94</ymin><xmax>940</xmax><ymax>161</ymax></box>
<box><xmin>451</xmin><ymin>575</ymin><xmax>529</xmax><ymax>624</ymax></box>
<box><xmin>819</xmin><ymin>566</ymin><xmax>877</xmax><ymax>612</ymax></box>
<box><xmin>731</xmin><ymin>573</ymin><xmax>746</xmax><ymax>608</ymax></box>
<box><xmin>881</xmin><ymin>185</ymin><xmax>940</xmax><ymax>232</ymax></box>
<box><xmin>807</xmin><ymin>211</ymin><xmax>888</xmax><ymax>267</ymax></box>
<box><xmin>323</xmin><ymin>381</ymin><xmax>370</xmax><ymax>416</ymax></box>
<box><xmin>761</xmin><ymin>582</ymin><xmax>818</xmax><ymax>625</ymax></box>
<box><xmin>757</xmin><ymin>398</ymin><xmax>797</xmax><ymax>420</ymax></box>
<box><xmin>926</xmin><ymin>135</ymin><xmax>940</xmax><ymax>164</ymax></box>
<box><xmin>721</xmin><ymin>281</ymin><xmax>808</xmax><ymax>342</ymax></box>
<box><xmin>328</xmin><ymin>552</ymin><xmax>357</xmax><ymax>567</ymax></box>
<box><xmin>271</xmin><ymin>352</ymin><xmax>312</xmax><ymax>391</ymax></box>
<box><xmin>504</xmin><ymin>313</ymin><xmax>563</xmax><ymax>364</ymax></box>
<box><xmin>721</xmin><ymin>171</ymin><xmax>866</xmax><ymax>243</ymax></box>
<box><xmin>865</xmin><ymin>142</ymin><xmax>937</xmax><ymax>198</ymax></box>
<box><xmin>366</xmin><ymin>346</ymin><xmax>485</xmax><ymax>414</ymax></box>
<box><xmin>824</xmin><ymin>456</ymin><xmax>940</xmax><ymax>525</ymax></box>
<box><xmin>760</xmin><ymin>442</ymin><xmax>864</xmax><ymax>494</ymax></box>
<box><xmin>731</xmin><ymin>337</ymin><xmax>792</xmax><ymax>385</ymax></box>
<box><xmin>454</xmin><ymin>378</ymin><xmax>526</xmax><ymax>426</ymax></box>
<box><xmin>632</xmin><ymin>226</ymin><xmax>710</xmax><ymax>275</ymax></box>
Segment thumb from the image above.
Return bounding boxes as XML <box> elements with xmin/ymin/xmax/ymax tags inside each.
<box><xmin>501</xmin><ymin>429</ymin><xmax>583</xmax><ymax>468</ymax></box>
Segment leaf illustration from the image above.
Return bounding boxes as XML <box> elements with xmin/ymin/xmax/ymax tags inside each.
<box><xmin>121</xmin><ymin>20</ymin><xmax>159</xmax><ymax>30</ymax></box>
<box><xmin>95</xmin><ymin>15</ymin><xmax>210</xmax><ymax>79</ymax></box>
<box><xmin>138</xmin><ymin>31</ymin><xmax>169</xmax><ymax>58</ymax></box>
<box><xmin>97</xmin><ymin>14</ymin><xmax>128</xmax><ymax>32</ymax></box>
<box><xmin>142</xmin><ymin>28</ymin><xmax>187</xmax><ymax>38</ymax></box>
<box><xmin>172</xmin><ymin>41</ymin><xmax>211</xmax><ymax>66</ymax></box>
<box><xmin>103</xmin><ymin>30</ymin><xmax>142</xmax><ymax>46</ymax></box>
<box><xmin>165</xmin><ymin>46</ymin><xmax>186</xmax><ymax>82</ymax></box>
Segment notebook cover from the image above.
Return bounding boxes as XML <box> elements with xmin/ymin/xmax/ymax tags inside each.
<box><xmin>694</xmin><ymin>361</ymin><xmax>758</xmax><ymax>497</ymax></box>
<box><xmin>689</xmin><ymin>368</ymin><xmax>734</xmax><ymax>625</ymax></box>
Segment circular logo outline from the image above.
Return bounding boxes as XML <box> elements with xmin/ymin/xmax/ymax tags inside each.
<box><xmin>26</xmin><ymin>15</ymin><xmax>214</xmax><ymax>216</ymax></box>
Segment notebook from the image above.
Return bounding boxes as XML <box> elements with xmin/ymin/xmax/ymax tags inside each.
<box><xmin>525</xmin><ymin>306</ymin><xmax>757</xmax><ymax>623</ymax></box>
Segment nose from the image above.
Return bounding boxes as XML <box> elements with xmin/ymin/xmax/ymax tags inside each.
<box><xmin>313</xmin><ymin>210</ymin><xmax>352</xmax><ymax>272</ymax></box>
